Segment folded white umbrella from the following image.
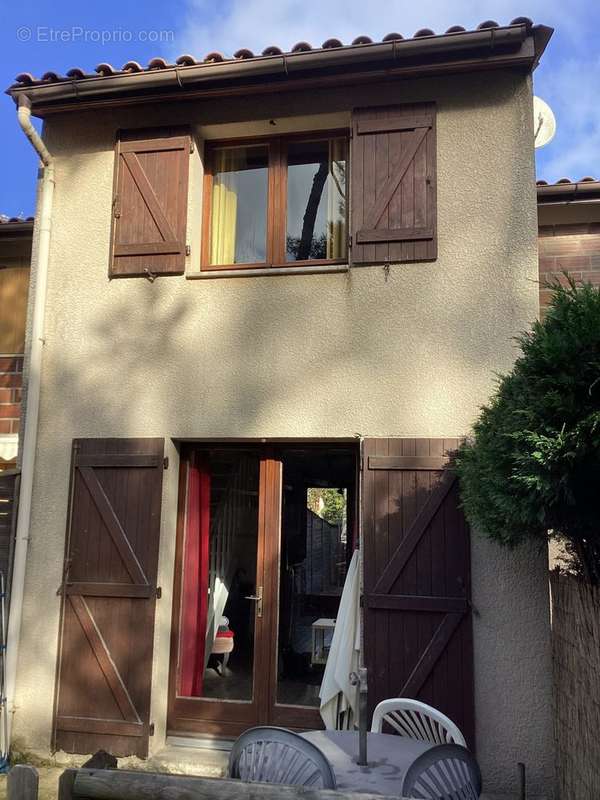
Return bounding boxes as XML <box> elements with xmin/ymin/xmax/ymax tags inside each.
<box><xmin>319</xmin><ymin>549</ymin><xmax>361</xmax><ymax>729</ymax></box>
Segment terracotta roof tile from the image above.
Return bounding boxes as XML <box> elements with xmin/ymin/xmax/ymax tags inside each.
<box><xmin>262</xmin><ymin>46</ymin><xmax>283</xmax><ymax>56</ymax></box>
<box><xmin>147</xmin><ymin>57</ymin><xmax>171</xmax><ymax>69</ymax></box>
<box><xmin>0</xmin><ymin>216</ymin><xmax>34</xmax><ymax>224</ymax></box>
<box><xmin>95</xmin><ymin>63</ymin><xmax>120</xmax><ymax>76</ymax></box>
<box><xmin>176</xmin><ymin>54</ymin><xmax>200</xmax><ymax>66</ymax></box>
<box><xmin>14</xmin><ymin>73</ymin><xmax>35</xmax><ymax>85</ymax></box>
<box><xmin>536</xmin><ymin>177</ymin><xmax>599</xmax><ymax>186</ymax></box>
<box><xmin>66</xmin><ymin>68</ymin><xmax>93</xmax><ymax>79</ymax></box>
<box><xmin>9</xmin><ymin>17</ymin><xmax>539</xmax><ymax>90</ymax></box>
<box><xmin>41</xmin><ymin>71</ymin><xmax>64</xmax><ymax>82</ymax></box>
<box><xmin>232</xmin><ymin>48</ymin><xmax>254</xmax><ymax>59</ymax></box>
<box><xmin>122</xmin><ymin>61</ymin><xmax>144</xmax><ymax>73</ymax></box>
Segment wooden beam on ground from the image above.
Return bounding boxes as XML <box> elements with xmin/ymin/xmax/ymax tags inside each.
<box><xmin>72</xmin><ymin>769</ymin><xmax>404</xmax><ymax>800</ymax></box>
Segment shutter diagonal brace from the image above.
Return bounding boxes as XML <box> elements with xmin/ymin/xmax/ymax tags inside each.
<box><xmin>69</xmin><ymin>595</ymin><xmax>142</xmax><ymax>724</ymax></box>
<box><xmin>400</xmin><ymin>612</ymin><xmax>464</xmax><ymax>698</ymax></box>
<box><xmin>361</xmin><ymin>126</ymin><xmax>429</xmax><ymax>231</ymax></box>
<box><xmin>122</xmin><ymin>151</ymin><xmax>180</xmax><ymax>248</ymax></box>
<box><xmin>79</xmin><ymin>467</ymin><xmax>148</xmax><ymax>586</ymax></box>
<box><xmin>374</xmin><ymin>470</ymin><xmax>456</xmax><ymax>595</ymax></box>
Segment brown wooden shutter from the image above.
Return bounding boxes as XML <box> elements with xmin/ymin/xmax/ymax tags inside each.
<box><xmin>350</xmin><ymin>104</ymin><xmax>436</xmax><ymax>265</ymax></box>
<box><xmin>54</xmin><ymin>438</ymin><xmax>164</xmax><ymax>758</ymax></box>
<box><xmin>362</xmin><ymin>438</ymin><xmax>474</xmax><ymax>747</ymax></box>
<box><xmin>110</xmin><ymin>129</ymin><xmax>190</xmax><ymax>277</ymax></box>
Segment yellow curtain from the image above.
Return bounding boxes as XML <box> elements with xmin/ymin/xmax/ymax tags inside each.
<box><xmin>210</xmin><ymin>149</ymin><xmax>238</xmax><ymax>265</ymax></box>
<box><xmin>327</xmin><ymin>139</ymin><xmax>347</xmax><ymax>260</ymax></box>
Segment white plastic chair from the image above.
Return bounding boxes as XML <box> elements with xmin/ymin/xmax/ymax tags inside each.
<box><xmin>402</xmin><ymin>743</ymin><xmax>481</xmax><ymax>798</ymax></box>
<box><xmin>228</xmin><ymin>726</ymin><xmax>336</xmax><ymax>789</ymax></box>
<box><xmin>370</xmin><ymin>698</ymin><xmax>467</xmax><ymax>746</ymax></box>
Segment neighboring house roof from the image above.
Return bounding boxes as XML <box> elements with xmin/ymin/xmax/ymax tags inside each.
<box><xmin>537</xmin><ymin>178</ymin><xmax>600</xmax><ymax>204</ymax></box>
<box><xmin>0</xmin><ymin>218</ymin><xmax>34</xmax><ymax>239</ymax></box>
<box><xmin>6</xmin><ymin>18</ymin><xmax>552</xmax><ymax>116</ymax></box>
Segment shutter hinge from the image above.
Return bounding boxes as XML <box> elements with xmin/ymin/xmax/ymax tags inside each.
<box><xmin>348</xmin><ymin>234</ymin><xmax>352</xmax><ymax>249</ymax></box>
<box><xmin>359</xmin><ymin>455</ymin><xmax>364</xmax><ymax>472</ymax></box>
<box><xmin>149</xmin><ymin>723</ymin><xmax>155</xmax><ymax>736</ymax></box>
<box><xmin>156</xmin><ymin>586</ymin><xmax>162</xmax><ymax>599</ymax></box>
<box><xmin>190</xmin><ymin>140</ymin><xmax>195</xmax><ymax>154</ymax></box>
<box><xmin>185</xmin><ymin>244</ymin><xmax>191</xmax><ymax>257</ymax></box>
<box><xmin>112</xmin><ymin>195</ymin><xmax>121</xmax><ymax>219</ymax></box>
<box><xmin>163</xmin><ymin>457</ymin><xmax>169</xmax><ymax>470</ymax></box>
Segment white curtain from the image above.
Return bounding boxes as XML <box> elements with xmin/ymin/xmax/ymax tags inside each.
<box><xmin>204</xmin><ymin>577</ymin><xmax>230</xmax><ymax>668</ymax></box>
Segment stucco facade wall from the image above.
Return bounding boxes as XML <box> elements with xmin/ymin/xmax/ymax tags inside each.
<box><xmin>13</xmin><ymin>70</ymin><xmax>554</xmax><ymax>797</ymax></box>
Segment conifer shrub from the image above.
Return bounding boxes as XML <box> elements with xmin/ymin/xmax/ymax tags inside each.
<box><xmin>455</xmin><ymin>280</ymin><xmax>600</xmax><ymax>584</ymax></box>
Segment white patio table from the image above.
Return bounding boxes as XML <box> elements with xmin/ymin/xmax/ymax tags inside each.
<box><xmin>301</xmin><ymin>730</ymin><xmax>434</xmax><ymax>796</ymax></box>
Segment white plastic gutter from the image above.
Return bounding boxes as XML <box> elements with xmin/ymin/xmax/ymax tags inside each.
<box><xmin>5</xmin><ymin>94</ymin><xmax>54</xmax><ymax>746</ymax></box>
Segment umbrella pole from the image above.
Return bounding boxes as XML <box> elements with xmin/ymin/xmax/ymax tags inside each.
<box><xmin>354</xmin><ymin>438</ymin><xmax>368</xmax><ymax>766</ymax></box>
<box><xmin>357</xmin><ymin>667</ymin><xmax>368</xmax><ymax>765</ymax></box>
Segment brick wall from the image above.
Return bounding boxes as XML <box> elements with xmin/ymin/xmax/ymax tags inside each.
<box><xmin>538</xmin><ymin>221</ymin><xmax>600</xmax><ymax>308</ymax></box>
<box><xmin>0</xmin><ymin>356</ymin><xmax>23</xmax><ymax>436</ymax></box>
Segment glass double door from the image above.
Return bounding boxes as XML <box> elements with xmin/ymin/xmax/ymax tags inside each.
<box><xmin>168</xmin><ymin>445</ymin><xmax>356</xmax><ymax>739</ymax></box>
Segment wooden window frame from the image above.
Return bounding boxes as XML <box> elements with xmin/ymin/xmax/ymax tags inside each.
<box><xmin>201</xmin><ymin>130</ymin><xmax>349</xmax><ymax>272</ymax></box>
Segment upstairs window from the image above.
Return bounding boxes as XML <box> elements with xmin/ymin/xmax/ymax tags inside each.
<box><xmin>109</xmin><ymin>107</ymin><xmax>435</xmax><ymax>278</ymax></box>
<box><xmin>202</xmin><ymin>133</ymin><xmax>348</xmax><ymax>270</ymax></box>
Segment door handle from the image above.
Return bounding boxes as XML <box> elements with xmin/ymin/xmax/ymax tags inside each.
<box><xmin>244</xmin><ymin>586</ymin><xmax>263</xmax><ymax>618</ymax></box>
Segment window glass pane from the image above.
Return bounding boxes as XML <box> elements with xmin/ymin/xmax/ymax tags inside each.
<box><xmin>286</xmin><ymin>138</ymin><xmax>347</xmax><ymax>262</ymax></box>
<box><xmin>277</xmin><ymin>448</ymin><xmax>354</xmax><ymax>708</ymax></box>
<box><xmin>178</xmin><ymin>450</ymin><xmax>260</xmax><ymax>701</ymax></box>
<box><xmin>209</xmin><ymin>146</ymin><xmax>268</xmax><ymax>265</ymax></box>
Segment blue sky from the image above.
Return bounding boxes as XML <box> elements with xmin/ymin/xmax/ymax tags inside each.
<box><xmin>0</xmin><ymin>0</ymin><xmax>599</xmax><ymax>217</ymax></box>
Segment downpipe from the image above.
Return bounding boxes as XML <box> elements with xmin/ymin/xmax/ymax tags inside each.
<box><xmin>4</xmin><ymin>94</ymin><xmax>54</xmax><ymax>748</ymax></box>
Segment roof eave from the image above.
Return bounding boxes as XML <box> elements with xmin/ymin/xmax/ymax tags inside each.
<box><xmin>537</xmin><ymin>182</ymin><xmax>600</xmax><ymax>205</ymax></box>
<box><xmin>7</xmin><ymin>23</ymin><xmax>553</xmax><ymax>117</ymax></box>
<box><xmin>0</xmin><ymin>221</ymin><xmax>34</xmax><ymax>240</ymax></box>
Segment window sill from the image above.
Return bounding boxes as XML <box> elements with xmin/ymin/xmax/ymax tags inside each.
<box><xmin>187</xmin><ymin>264</ymin><xmax>349</xmax><ymax>279</ymax></box>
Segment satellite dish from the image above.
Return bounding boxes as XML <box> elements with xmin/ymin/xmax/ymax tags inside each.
<box><xmin>533</xmin><ymin>96</ymin><xmax>556</xmax><ymax>149</ymax></box>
